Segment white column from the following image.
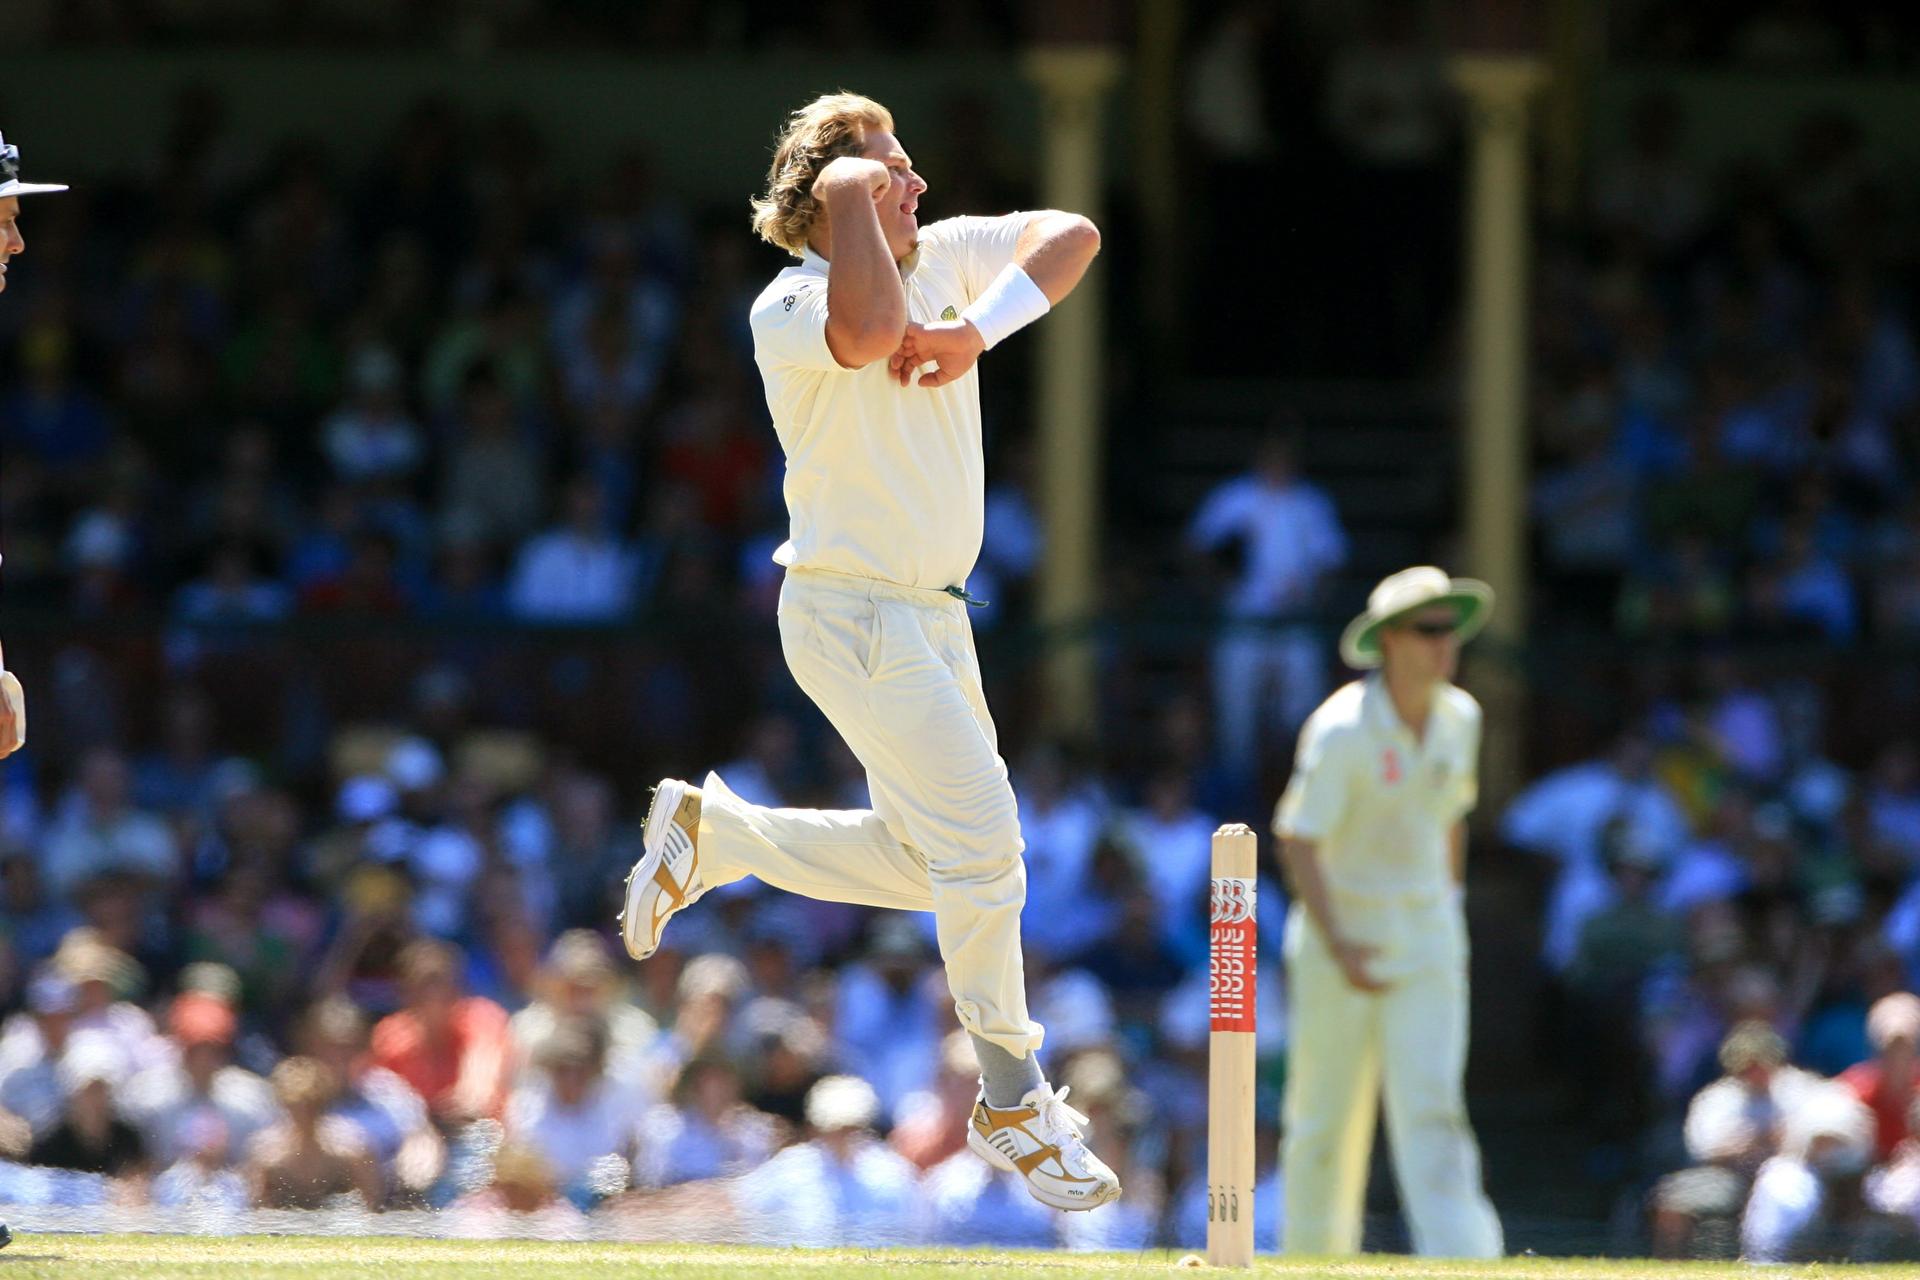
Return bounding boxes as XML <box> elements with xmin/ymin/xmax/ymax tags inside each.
<box><xmin>1023</xmin><ymin>45</ymin><xmax>1122</xmax><ymax>740</ymax></box>
<box><xmin>1449</xmin><ymin>54</ymin><xmax>1546</xmax><ymax>805</ymax></box>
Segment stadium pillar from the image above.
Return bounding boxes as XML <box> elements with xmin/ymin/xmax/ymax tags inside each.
<box><xmin>1449</xmin><ymin>54</ymin><xmax>1546</xmax><ymax>806</ymax></box>
<box><xmin>1024</xmin><ymin>45</ymin><xmax>1121</xmax><ymax>741</ymax></box>
<box><xmin>1132</xmin><ymin>0</ymin><xmax>1184</xmax><ymax>366</ymax></box>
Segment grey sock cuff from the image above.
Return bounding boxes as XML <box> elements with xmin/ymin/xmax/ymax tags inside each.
<box><xmin>971</xmin><ymin>1033</ymin><xmax>1044</xmax><ymax>1108</ymax></box>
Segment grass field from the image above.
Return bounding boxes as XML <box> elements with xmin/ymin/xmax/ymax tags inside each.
<box><xmin>0</xmin><ymin>1237</ymin><xmax>1917</xmax><ymax>1279</ymax></box>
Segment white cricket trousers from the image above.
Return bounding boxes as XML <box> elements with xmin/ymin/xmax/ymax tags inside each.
<box><xmin>696</xmin><ymin>567</ymin><xmax>1042</xmax><ymax>1058</ymax></box>
<box><xmin>1280</xmin><ymin>899</ymin><xmax>1502</xmax><ymax>1258</ymax></box>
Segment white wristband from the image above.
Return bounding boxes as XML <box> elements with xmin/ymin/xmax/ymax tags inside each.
<box><xmin>961</xmin><ymin>264</ymin><xmax>1050</xmax><ymax>351</ymax></box>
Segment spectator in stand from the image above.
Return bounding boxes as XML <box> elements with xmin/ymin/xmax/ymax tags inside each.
<box><xmin>1743</xmin><ymin>1082</ymin><xmax>1881</xmax><ymax>1262</ymax></box>
<box><xmin>551</xmin><ymin>230</ymin><xmax>677</xmax><ymax>420</ymax></box>
<box><xmin>833</xmin><ymin>917</ymin><xmax>945</xmax><ymax>1118</ymax></box>
<box><xmin>507</xmin><ymin>475</ymin><xmax>640</xmax><ymax>622</ymax></box>
<box><xmin>1841</xmin><ymin>993</ymin><xmax>1920</xmax><ymax>1163</ymax></box>
<box><xmin>646</xmin><ymin>954</ymin><xmax>748</xmax><ymax>1089</ymax></box>
<box><xmin>1118</xmin><ymin>771</ymin><xmax>1217</xmax><ymax>967</ymax></box>
<box><xmin>446</xmin><ymin>1142</ymin><xmax>588</xmax><ymax>1239</ymax></box>
<box><xmin>890</xmin><ymin>1031</ymin><xmax>982</xmax><ymax>1174</ymax></box>
<box><xmin>370</xmin><ymin>940</ymin><xmax>514</xmax><ymax>1128</ymax></box>
<box><xmin>634</xmin><ymin>1055</ymin><xmax>777</xmax><ymax>1189</ymax></box>
<box><xmin>1652</xmin><ymin>1021</ymin><xmax>1825</xmax><ymax>1259</ymax></box>
<box><xmin>0</xmin><ymin>852</ymin><xmax>79</xmax><ymax>972</ymax></box>
<box><xmin>1186</xmin><ymin>429</ymin><xmax>1347</xmax><ymax>774</ymax></box>
<box><xmin>170</xmin><ymin>540</ymin><xmax>292</xmax><ymax>630</ymax></box>
<box><xmin>710</xmin><ymin>715</ymin><xmax>801</xmax><ymax>811</ymax></box>
<box><xmin>121</xmin><ymin>989</ymin><xmax>278</xmax><ymax>1169</ymax></box>
<box><xmin>731</xmin><ymin>1075</ymin><xmax>925</xmax><ymax>1247</ymax></box>
<box><xmin>54</xmin><ymin>935</ymin><xmax>170</xmax><ymax>1078</ymax></box>
<box><xmin>438</xmin><ymin>366</ymin><xmax>544</xmax><ymax>548</ymax></box>
<box><xmin>503</xmin><ymin>1014</ymin><xmax>644</xmax><ymax>1203</ymax></box>
<box><xmin>42</xmin><ymin>749</ymin><xmax>178</xmax><ymax>901</ymax></box>
<box><xmin>1502</xmin><ymin>732</ymin><xmax>1691</xmax><ymax>973</ymax></box>
<box><xmin>30</xmin><ymin>1038</ymin><xmax>148</xmax><ymax>1181</ymax></box>
<box><xmin>1012</xmin><ymin>746</ymin><xmax>1107</xmax><ymax>963</ymax></box>
<box><xmin>151</xmin><ymin>1109</ymin><xmax>250</xmax><ymax>1213</ymax></box>
<box><xmin>924</xmin><ymin>1138</ymin><xmax>1058</xmax><ymax>1247</ymax></box>
<box><xmin>0</xmin><ymin>969</ymin><xmax>78</xmax><ymax>1147</ymax></box>
<box><xmin>245</xmin><ymin>1056</ymin><xmax>381</xmax><ymax>1210</ymax></box>
<box><xmin>321</xmin><ymin>346</ymin><xmax>423</xmax><ymax>486</ymax></box>
<box><xmin>299</xmin><ymin>996</ymin><xmax>440</xmax><ymax>1199</ymax></box>
<box><xmin>508</xmin><ymin>930</ymin><xmax>658</xmax><ymax>1096</ymax></box>
<box><xmin>1563</xmin><ymin>820</ymin><xmax>1684</xmax><ymax>1155</ymax></box>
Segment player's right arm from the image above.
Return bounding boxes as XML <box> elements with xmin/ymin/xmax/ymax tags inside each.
<box><xmin>1278</xmin><ymin>835</ymin><xmax>1385</xmax><ymax>993</ymax></box>
<box><xmin>813</xmin><ymin>156</ymin><xmax>906</xmax><ymax>368</ymax></box>
<box><xmin>1274</xmin><ymin>715</ymin><xmax>1382</xmax><ymax>992</ymax></box>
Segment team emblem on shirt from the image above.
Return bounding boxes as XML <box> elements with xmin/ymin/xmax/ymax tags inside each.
<box><xmin>1382</xmin><ymin>749</ymin><xmax>1401</xmax><ymax>784</ymax></box>
<box><xmin>941</xmin><ymin>305</ymin><xmax>958</xmax><ymax>320</ymax></box>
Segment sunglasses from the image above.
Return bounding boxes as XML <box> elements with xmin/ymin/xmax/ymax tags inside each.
<box><xmin>0</xmin><ymin>143</ymin><xmax>18</xmax><ymax>186</ymax></box>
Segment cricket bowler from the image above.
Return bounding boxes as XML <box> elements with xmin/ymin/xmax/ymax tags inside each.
<box><xmin>617</xmin><ymin>92</ymin><xmax>1119</xmax><ymax>1211</ymax></box>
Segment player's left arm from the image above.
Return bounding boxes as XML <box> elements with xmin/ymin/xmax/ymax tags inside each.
<box><xmin>1451</xmin><ymin>695</ymin><xmax>1481</xmax><ymax>888</ymax></box>
<box><xmin>890</xmin><ymin>210</ymin><xmax>1100</xmax><ymax>387</ymax></box>
<box><xmin>1007</xmin><ymin>210</ymin><xmax>1102</xmax><ymax>304</ymax></box>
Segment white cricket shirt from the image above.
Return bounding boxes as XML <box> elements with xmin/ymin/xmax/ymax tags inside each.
<box><xmin>749</xmin><ymin>214</ymin><xmax>1027</xmax><ymax>591</ymax></box>
<box><xmin>1273</xmin><ymin>676</ymin><xmax>1480</xmax><ymax>898</ymax></box>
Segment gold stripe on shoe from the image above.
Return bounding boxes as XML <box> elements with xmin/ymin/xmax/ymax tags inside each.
<box><xmin>972</xmin><ymin>1101</ymin><xmax>1102</xmax><ymax>1185</ymax></box>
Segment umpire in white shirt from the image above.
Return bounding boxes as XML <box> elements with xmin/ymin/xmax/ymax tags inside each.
<box><xmin>1273</xmin><ymin>566</ymin><xmax>1503</xmax><ymax>1257</ymax></box>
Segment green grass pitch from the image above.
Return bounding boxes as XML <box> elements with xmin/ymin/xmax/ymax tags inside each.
<box><xmin>0</xmin><ymin>1238</ymin><xmax>1915</xmax><ymax>1279</ymax></box>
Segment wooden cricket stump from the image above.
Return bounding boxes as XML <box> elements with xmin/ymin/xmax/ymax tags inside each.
<box><xmin>1206</xmin><ymin>823</ymin><xmax>1258</xmax><ymax>1267</ymax></box>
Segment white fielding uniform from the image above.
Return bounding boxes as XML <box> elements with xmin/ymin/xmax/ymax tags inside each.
<box><xmin>698</xmin><ymin>214</ymin><xmax>1044</xmax><ymax>1058</ymax></box>
<box><xmin>1273</xmin><ymin>676</ymin><xmax>1503</xmax><ymax>1257</ymax></box>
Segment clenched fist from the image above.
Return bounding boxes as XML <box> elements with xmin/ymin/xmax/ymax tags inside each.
<box><xmin>889</xmin><ymin>319</ymin><xmax>986</xmax><ymax>388</ymax></box>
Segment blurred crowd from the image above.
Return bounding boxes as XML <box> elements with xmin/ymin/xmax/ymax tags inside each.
<box><xmin>1534</xmin><ymin>93</ymin><xmax>1920</xmax><ymax>644</ymax></box>
<box><xmin>6</xmin><ymin>16</ymin><xmax>1920</xmax><ymax>1261</ymax></box>
<box><xmin>0</xmin><ymin>726</ymin><xmax>1287</xmax><ymax>1249</ymax></box>
<box><xmin>1496</xmin><ymin>86</ymin><xmax>1920</xmax><ymax>1257</ymax></box>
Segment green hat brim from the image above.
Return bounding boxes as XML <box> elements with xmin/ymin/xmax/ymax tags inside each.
<box><xmin>1339</xmin><ymin>583</ymin><xmax>1494</xmax><ymax>671</ymax></box>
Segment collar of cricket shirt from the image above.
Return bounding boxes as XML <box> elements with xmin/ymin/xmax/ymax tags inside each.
<box><xmin>1364</xmin><ymin>673</ymin><xmax>1436</xmax><ymax>751</ymax></box>
<box><xmin>800</xmin><ymin>243</ymin><xmax>923</xmax><ymax>282</ymax></box>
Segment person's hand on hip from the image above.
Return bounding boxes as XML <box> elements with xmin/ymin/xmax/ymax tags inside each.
<box><xmin>1331</xmin><ymin>938</ymin><xmax>1386</xmax><ymax>993</ymax></box>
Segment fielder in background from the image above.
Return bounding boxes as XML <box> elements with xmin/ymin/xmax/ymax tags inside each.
<box><xmin>0</xmin><ymin>131</ymin><xmax>69</xmax><ymax>762</ymax></box>
<box><xmin>1272</xmin><ymin>566</ymin><xmax>1504</xmax><ymax>1258</ymax></box>
<box><xmin>0</xmin><ymin>128</ymin><xmax>68</xmax><ymax>1254</ymax></box>
<box><xmin>618</xmin><ymin>93</ymin><xmax>1119</xmax><ymax>1213</ymax></box>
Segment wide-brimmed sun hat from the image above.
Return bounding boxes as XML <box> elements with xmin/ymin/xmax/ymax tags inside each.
<box><xmin>1338</xmin><ymin>565</ymin><xmax>1495</xmax><ymax>670</ymax></box>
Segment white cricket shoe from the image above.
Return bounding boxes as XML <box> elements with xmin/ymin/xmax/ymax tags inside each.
<box><xmin>618</xmin><ymin>778</ymin><xmax>705</xmax><ymax>961</ymax></box>
<box><xmin>967</xmin><ymin>1082</ymin><xmax>1122</xmax><ymax>1211</ymax></box>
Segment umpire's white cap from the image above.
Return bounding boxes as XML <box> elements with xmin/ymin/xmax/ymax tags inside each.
<box><xmin>0</xmin><ymin>132</ymin><xmax>68</xmax><ymax>198</ymax></box>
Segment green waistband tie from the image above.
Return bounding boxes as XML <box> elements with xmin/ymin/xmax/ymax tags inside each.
<box><xmin>944</xmin><ymin>586</ymin><xmax>990</xmax><ymax>608</ymax></box>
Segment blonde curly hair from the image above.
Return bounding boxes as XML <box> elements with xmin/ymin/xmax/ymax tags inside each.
<box><xmin>750</xmin><ymin>92</ymin><xmax>895</xmax><ymax>258</ymax></box>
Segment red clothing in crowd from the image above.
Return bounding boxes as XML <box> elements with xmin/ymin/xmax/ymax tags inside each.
<box><xmin>1840</xmin><ymin>1060</ymin><xmax>1915</xmax><ymax>1161</ymax></box>
<box><xmin>370</xmin><ymin>996</ymin><xmax>513</xmax><ymax>1121</ymax></box>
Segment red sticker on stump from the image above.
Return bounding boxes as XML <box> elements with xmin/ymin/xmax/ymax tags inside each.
<box><xmin>1210</xmin><ymin>877</ymin><xmax>1257</xmax><ymax>1033</ymax></box>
